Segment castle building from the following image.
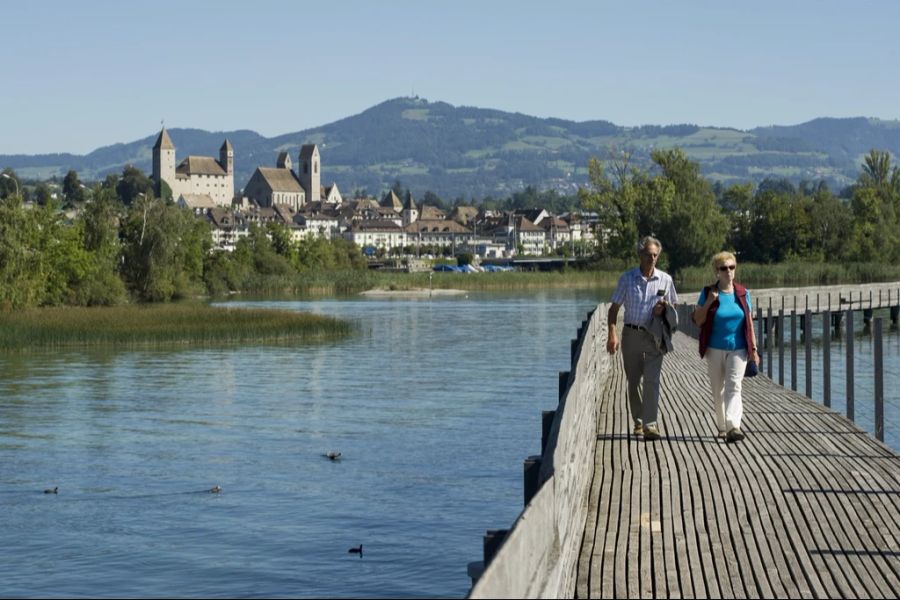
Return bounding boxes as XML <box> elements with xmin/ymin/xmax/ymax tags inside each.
<box><xmin>152</xmin><ymin>128</ymin><xmax>234</xmax><ymax>206</ymax></box>
<box><xmin>243</xmin><ymin>144</ymin><xmax>324</xmax><ymax>209</ymax></box>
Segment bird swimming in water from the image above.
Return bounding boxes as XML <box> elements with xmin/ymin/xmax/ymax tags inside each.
<box><xmin>43</xmin><ymin>487</ymin><xmax>58</xmax><ymax>494</ymax></box>
<box><xmin>323</xmin><ymin>451</ymin><xmax>342</xmax><ymax>461</ymax></box>
<box><xmin>208</xmin><ymin>486</ymin><xmax>222</xmax><ymax>494</ymax></box>
<box><xmin>348</xmin><ymin>544</ymin><xmax>363</xmax><ymax>557</ymax></box>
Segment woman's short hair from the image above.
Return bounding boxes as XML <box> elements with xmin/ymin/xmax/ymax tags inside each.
<box><xmin>711</xmin><ymin>251</ymin><xmax>736</xmax><ymax>270</ymax></box>
<box><xmin>637</xmin><ymin>236</ymin><xmax>662</xmax><ymax>254</ymax></box>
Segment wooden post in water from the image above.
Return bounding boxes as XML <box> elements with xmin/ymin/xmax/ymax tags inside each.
<box><xmin>823</xmin><ymin>310</ymin><xmax>831</xmax><ymax>408</ymax></box>
<box><xmin>874</xmin><ymin>318</ymin><xmax>884</xmax><ymax>442</ymax></box>
<box><xmin>558</xmin><ymin>372</ymin><xmax>569</xmax><ymax>403</ymax></box>
<box><xmin>524</xmin><ymin>456</ymin><xmax>542</xmax><ymax>505</ymax></box>
<box><xmin>483</xmin><ymin>529</ymin><xmax>508</xmax><ymax>567</ymax></box>
<box><xmin>542</xmin><ymin>409</ymin><xmax>556</xmax><ymax>455</ymax></box>
<box><xmin>846</xmin><ymin>309</ymin><xmax>855</xmax><ymax>422</ymax></box>
<box><xmin>790</xmin><ymin>310</ymin><xmax>798</xmax><ymax>392</ymax></box>
<box><xmin>805</xmin><ymin>309</ymin><xmax>812</xmax><ymax>398</ymax></box>
<box><xmin>767</xmin><ymin>307</ymin><xmax>774</xmax><ymax>374</ymax></box>
<box><xmin>778</xmin><ymin>309</ymin><xmax>785</xmax><ymax>387</ymax></box>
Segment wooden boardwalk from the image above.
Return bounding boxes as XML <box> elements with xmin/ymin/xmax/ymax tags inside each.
<box><xmin>577</xmin><ymin>331</ymin><xmax>900</xmax><ymax>599</ymax></box>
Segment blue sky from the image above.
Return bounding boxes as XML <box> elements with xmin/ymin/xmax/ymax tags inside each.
<box><xmin>2</xmin><ymin>0</ymin><xmax>898</xmax><ymax>154</ymax></box>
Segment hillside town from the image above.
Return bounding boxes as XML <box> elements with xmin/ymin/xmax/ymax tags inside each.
<box><xmin>151</xmin><ymin>128</ymin><xmax>597</xmax><ymax>260</ymax></box>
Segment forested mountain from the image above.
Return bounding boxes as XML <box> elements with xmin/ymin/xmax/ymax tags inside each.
<box><xmin>4</xmin><ymin>97</ymin><xmax>900</xmax><ymax>198</ymax></box>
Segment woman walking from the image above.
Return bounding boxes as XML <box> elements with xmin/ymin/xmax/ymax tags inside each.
<box><xmin>692</xmin><ymin>252</ymin><xmax>759</xmax><ymax>443</ymax></box>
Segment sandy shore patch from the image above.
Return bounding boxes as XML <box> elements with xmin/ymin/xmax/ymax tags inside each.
<box><xmin>359</xmin><ymin>287</ymin><xmax>468</xmax><ymax>297</ymax></box>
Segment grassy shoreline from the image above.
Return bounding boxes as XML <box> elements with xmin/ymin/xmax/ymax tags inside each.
<box><xmin>3</xmin><ymin>262</ymin><xmax>898</xmax><ymax>352</ymax></box>
<box><xmin>0</xmin><ymin>304</ymin><xmax>353</xmax><ymax>352</ymax></box>
<box><xmin>229</xmin><ymin>262</ymin><xmax>900</xmax><ymax>296</ymax></box>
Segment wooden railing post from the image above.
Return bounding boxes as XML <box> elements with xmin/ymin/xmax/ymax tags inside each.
<box><xmin>767</xmin><ymin>306</ymin><xmax>773</xmax><ymax>374</ymax></box>
<box><xmin>823</xmin><ymin>310</ymin><xmax>831</xmax><ymax>408</ymax></box>
<box><xmin>846</xmin><ymin>309</ymin><xmax>855</xmax><ymax>422</ymax></box>
<box><xmin>805</xmin><ymin>309</ymin><xmax>812</xmax><ymax>398</ymax></box>
<box><xmin>790</xmin><ymin>310</ymin><xmax>798</xmax><ymax>392</ymax></box>
<box><xmin>778</xmin><ymin>309</ymin><xmax>785</xmax><ymax>387</ymax></box>
<box><xmin>874</xmin><ymin>318</ymin><xmax>884</xmax><ymax>442</ymax></box>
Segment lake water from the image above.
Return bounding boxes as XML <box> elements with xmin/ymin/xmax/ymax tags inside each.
<box><xmin>1</xmin><ymin>290</ymin><xmax>897</xmax><ymax>598</ymax></box>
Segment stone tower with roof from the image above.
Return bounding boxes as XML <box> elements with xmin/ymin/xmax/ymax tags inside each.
<box><xmin>151</xmin><ymin>127</ymin><xmax>234</xmax><ymax>206</ymax></box>
<box><xmin>220</xmin><ymin>139</ymin><xmax>233</xmax><ymax>176</ymax></box>
<box><xmin>402</xmin><ymin>191</ymin><xmax>419</xmax><ymax>226</ymax></box>
<box><xmin>299</xmin><ymin>144</ymin><xmax>320</xmax><ymax>203</ymax></box>
<box><xmin>152</xmin><ymin>128</ymin><xmax>176</xmax><ymax>198</ymax></box>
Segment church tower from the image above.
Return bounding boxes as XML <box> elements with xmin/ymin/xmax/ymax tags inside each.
<box><xmin>402</xmin><ymin>190</ymin><xmax>419</xmax><ymax>226</ymax></box>
<box><xmin>299</xmin><ymin>144</ymin><xmax>321</xmax><ymax>202</ymax></box>
<box><xmin>152</xmin><ymin>127</ymin><xmax>176</xmax><ymax>197</ymax></box>
<box><xmin>219</xmin><ymin>139</ymin><xmax>234</xmax><ymax>175</ymax></box>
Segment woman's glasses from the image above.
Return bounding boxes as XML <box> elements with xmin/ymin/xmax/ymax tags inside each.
<box><xmin>718</xmin><ymin>264</ymin><xmax>736</xmax><ymax>272</ymax></box>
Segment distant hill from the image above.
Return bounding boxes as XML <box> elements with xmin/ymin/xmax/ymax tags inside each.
<box><xmin>3</xmin><ymin>98</ymin><xmax>900</xmax><ymax>198</ymax></box>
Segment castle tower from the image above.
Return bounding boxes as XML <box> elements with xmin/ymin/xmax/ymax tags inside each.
<box><xmin>152</xmin><ymin>127</ymin><xmax>176</xmax><ymax>197</ymax></box>
<box><xmin>299</xmin><ymin>144</ymin><xmax>321</xmax><ymax>202</ymax></box>
<box><xmin>402</xmin><ymin>190</ymin><xmax>418</xmax><ymax>226</ymax></box>
<box><xmin>220</xmin><ymin>139</ymin><xmax>234</xmax><ymax>175</ymax></box>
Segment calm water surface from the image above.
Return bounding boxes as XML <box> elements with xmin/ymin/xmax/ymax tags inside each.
<box><xmin>0</xmin><ymin>290</ymin><xmax>605</xmax><ymax>598</ymax></box>
<box><xmin>1</xmin><ymin>290</ymin><xmax>897</xmax><ymax>598</ymax></box>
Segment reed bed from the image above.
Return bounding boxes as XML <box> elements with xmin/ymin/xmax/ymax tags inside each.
<box><xmin>235</xmin><ymin>269</ymin><xmax>618</xmax><ymax>295</ymax></box>
<box><xmin>0</xmin><ymin>304</ymin><xmax>353</xmax><ymax>352</ymax></box>
<box><xmin>678</xmin><ymin>261</ymin><xmax>900</xmax><ymax>288</ymax></box>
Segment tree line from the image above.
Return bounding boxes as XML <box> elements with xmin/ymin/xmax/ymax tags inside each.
<box><xmin>578</xmin><ymin>148</ymin><xmax>900</xmax><ymax>274</ymax></box>
<box><xmin>0</xmin><ymin>167</ymin><xmax>366</xmax><ymax>309</ymax></box>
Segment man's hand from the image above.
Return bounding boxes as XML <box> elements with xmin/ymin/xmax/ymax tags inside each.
<box><xmin>607</xmin><ymin>330</ymin><xmax>619</xmax><ymax>354</ymax></box>
<box><xmin>653</xmin><ymin>300</ymin><xmax>665</xmax><ymax>316</ymax></box>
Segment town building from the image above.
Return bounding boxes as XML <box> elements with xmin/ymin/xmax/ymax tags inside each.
<box><xmin>152</xmin><ymin>128</ymin><xmax>234</xmax><ymax>206</ymax></box>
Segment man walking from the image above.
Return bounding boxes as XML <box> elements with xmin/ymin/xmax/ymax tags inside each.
<box><xmin>607</xmin><ymin>236</ymin><xmax>678</xmax><ymax>440</ymax></box>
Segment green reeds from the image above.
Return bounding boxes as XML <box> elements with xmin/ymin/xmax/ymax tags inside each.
<box><xmin>233</xmin><ymin>269</ymin><xmax>618</xmax><ymax>295</ymax></box>
<box><xmin>678</xmin><ymin>261</ymin><xmax>900</xmax><ymax>288</ymax></box>
<box><xmin>0</xmin><ymin>304</ymin><xmax>352</xmax><ymax>352</ymax></box>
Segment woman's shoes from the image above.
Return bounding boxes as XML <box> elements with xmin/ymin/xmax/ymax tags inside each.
<box><xmin>725</xmin><ymin>427</ymin><xmax>745</xmax><ymax>443</ymax></box>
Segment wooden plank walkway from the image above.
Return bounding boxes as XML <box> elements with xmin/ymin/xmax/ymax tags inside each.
<box><xmin>577</xmin><ymin>331</ymin><xmax>900</xmax><ymax>599</ymax></box>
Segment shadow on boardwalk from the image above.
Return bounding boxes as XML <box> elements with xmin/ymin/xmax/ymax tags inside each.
<box><xmin>578</xmin><ymin>331</ymin><xmax>900</xmax><ymax>599</ymax></box>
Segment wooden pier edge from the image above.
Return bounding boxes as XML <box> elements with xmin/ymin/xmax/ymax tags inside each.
<box><xmin>467</xmin><ymin>303</ymin><xmax>610</xmax><ymax>599</ymax></box>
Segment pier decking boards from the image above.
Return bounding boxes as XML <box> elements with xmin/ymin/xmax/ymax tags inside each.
<box><xmin>577</xmin><ymin>331</ymin><xmax>899</xmax><ymax>599</ymax></box>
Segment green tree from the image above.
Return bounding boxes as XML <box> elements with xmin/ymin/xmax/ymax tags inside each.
<box><xmin>0</xmin><ymin>195</ymin><xmax>45</xmax><ymax>308</ymax></box>
<box><xmin>579</xmin><ymin>149</ymin><xmax>727</xmax><ymax>273</ymax></box>
<box><xmin>34</xmin><ymin>182</ymin><xmax>54</xmax><ymax>206</ymax></box>
<box><xmin>62</xmin><ymin>170</ymin><xmax>84</xmax><ymax>207</ymax></box>
<box><xmin>721</xmin><ymin>183</ymin><xmax>755</xmax><ymax>257</ymax></box>
<box><xmin>0</xmin><ymin>168</ymin><xmax>20</xmax><ymax>199</ymax></box>
<box><xmin>646</xmin><ymin>149</ymin><xmax>728</xmax><ymax>274</ymax></box>
<box><xmin>116</xmin><ymin>165</ymin><xmax>154</xmax><ymax>206</ymax></box>
<box><xmin>120</xmin><ymin>195</ymin><xmax>210</xmax><ymax>301</ymax></box>
<box><xmin>847</xmin><ymin>150</ymin><xmax>900</xmax><ymax>262</ymax></box>
<box><xmin>806</xmin><ymin>185</ymin><xmax>852</xmax><ymax>262</ymax></box>
<box><xmin>578</xmin><ymin>153</ymin><xmax>642</xmax><ymax>259</ymax></box>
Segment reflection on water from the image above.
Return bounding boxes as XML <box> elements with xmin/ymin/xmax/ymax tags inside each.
<box><xmin>0</xmin><ymin>289</ymin><xmax>607</xmax><ymax>598</ymax></box>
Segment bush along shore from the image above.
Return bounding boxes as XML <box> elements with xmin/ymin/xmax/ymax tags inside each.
<box><xmin>0</xmin><ymin>304</ymin><xmax>353</xmax><ymax>352</ymax></box>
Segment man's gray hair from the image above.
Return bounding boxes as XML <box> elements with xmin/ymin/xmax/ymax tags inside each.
<box><xmin>637</xmin><ymin>235</ymin><xmax>662</xmax><ymax>254</ymax></box>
